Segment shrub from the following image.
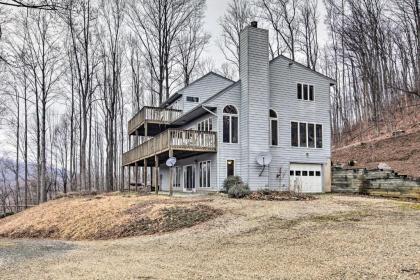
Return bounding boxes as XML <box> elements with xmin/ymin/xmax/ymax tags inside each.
<box><xmin>0</xmin><ymin>212</ymin><xmax>15</xmax><ymax>219</ymax></box>
<box><xmin>223</xmin><ymin>176</ymin><xmax>243</xmax><ymax>193</ymax></box>
<box><xmin>228</xmin><ymin>184</ymin><xmax>251</xmax><ymax>198</ymax></box>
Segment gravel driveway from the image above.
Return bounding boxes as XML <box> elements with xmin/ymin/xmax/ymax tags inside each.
<box><xmin>1</xmin><ymin>195</ymin><xmax>419</xmax><ymax>279</ymax></box>
<box><xmin>0</xmin><ymin>239</ymin><xmax>76</xmax><ymax>267</ymax></box>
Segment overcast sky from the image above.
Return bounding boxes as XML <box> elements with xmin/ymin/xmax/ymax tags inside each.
<box><xmin>203</xmin><ymin>0</ymin><xmax>328</xmax><ymax>68</ymax></box>
<box><xmin>203</xmin><ymin>0</ymin><xmax>231</xmax><ymax>66</ymax></box>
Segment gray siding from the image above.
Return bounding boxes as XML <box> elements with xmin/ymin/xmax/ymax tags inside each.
<box><xmin>178</xmin><ymin>73</ymin><xmax>233</xmax><ymax>113</ymax></box>
<box><xmin>206</xmin><ymin>83</ymin><xmax>242</xmax><ymax>189</ymax></box>
<box><xmin>240</xmin><ymin>26</ymin><xmax>270</xmax><ymax>190</ymax></box>
<box><xmin>268</xmin><ymin>57</ymin><xmax>332</xmax><ymax>189</ymax></box>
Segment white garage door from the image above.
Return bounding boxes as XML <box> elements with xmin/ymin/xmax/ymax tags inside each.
<box><xmin>289</xmin><ymin>163</ymin><xmax>323</xmax><ymax>193</ymax></box>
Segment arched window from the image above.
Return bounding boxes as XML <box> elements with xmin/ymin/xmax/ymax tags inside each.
<box><xmin>223</xmin><ymin>105</ymin><xmax>238</xmax><ymax>143</ymax></box>
<box><xmin>270</xmin><ymin>109</ymin><xmax>278</xmax><ymax>146</ymax></box>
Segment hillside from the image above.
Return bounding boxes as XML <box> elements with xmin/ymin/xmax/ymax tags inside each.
<box><xmin>0</xmin><ymin>194</ymin><xmax>220</xmax><ymax>240</ymax></box>
<box><xmin>333</xmin><ymin>130</ymin><xmax>420</xmax><ymax>178</ymax></box>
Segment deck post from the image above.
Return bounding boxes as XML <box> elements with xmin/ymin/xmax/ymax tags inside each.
<box><xmin>169</xmin><ymin>149</ymin><xmax>173</xmax><ymax>196</ymax></box>
<box><xmin>144</xmin><ymin>159</ymin><xmax>148</xmax><ymax>192</ymax></box>
<box><xmin>154</xmin><ymin>155</ymin><xmax>159</xmax><ymax>195</ymax></box>
<box><xmin>135</xmin><ymin>162</ymin><xmax>138</xmax><ymax>192</ymax></box>
<box><xmin>127</xmin><ymin>166</ymin><xmax>130</xmax><ymax>192</ymax></box>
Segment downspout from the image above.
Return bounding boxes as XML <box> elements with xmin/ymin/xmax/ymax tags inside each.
<box><xmin>202</xmin><ymin>105</ymin><xmax>219</xmax><ymax>191</ymax></box>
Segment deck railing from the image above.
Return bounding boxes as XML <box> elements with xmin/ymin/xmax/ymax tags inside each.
<box><xmin>128</xmin><ymin>106</ymin><xmax>182</xmax><ymax>134</ymax></box>
<box><xmin>122</xmin><ymin>129</ymin><xmax>217</xmax><ymax>166</ymax></box>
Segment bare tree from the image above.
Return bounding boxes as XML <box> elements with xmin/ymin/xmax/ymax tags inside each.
<box><xmin>298</xmin><ymin>0</ymin><xmax>318</xmax><ymax>70</ymax></box>
<box><xmin>219</xmin><ymin>0</ymin><xmax>253</xmax><ymax>73</ymax></box>
<box><xmin>259</xmin><ymin>0</ymin><xmax>300</xmax><ymax>60</ymax></box>
<box><xmin>127</xmin><ymin>0</ymin><xmax>206</xmax><ymax>104</ymax></box>
<box><xmin>175</xmin><ymin>9</ymin><xmax>210</xmax><ymax>86</ymax></box>
<box><xmin>97</xmin><ymin>0</ymin><xmax>125</xmax><ymax>192</ymax></box>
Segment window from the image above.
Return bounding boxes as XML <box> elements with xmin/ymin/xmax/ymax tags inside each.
<box><xmin>290</xmin><ymin>170</ymin><xmax>294</xmax><ymax>176</ymax></box>
<box><xmin>303</xmin><ymin>84</ymin><xmax>308</xmax><ymax>100</ymax></box>
<box><xmin>316</xmin><ymin>124</ymin><xmax>323</xmax><ymax>148</ymax></box>
<box><xmin>198</xmin><ymin>118</ymin><xmax>213</xmax><ymax>132</ymax></box>
<box><xmin>309</xmin><ymin>171</ymin><xmax>314</xmax><ymax>176</ymax></box>
<box><xmin>297</xmin><ymin>84</ymin><xmax>302</xmax><ymax>99</ymax></box>
<box><xmin>302</xmin><ymin>171</ymin><xmax>308</xmax><ymax>176</ymax></box>
<box><xmin>309</xmin><ymin>85</ymin><xmax>314</xmax><ymax>101</ymax></box>
<box><xmin>291</xmin><ymin>122</ymin><xmax>299</xmax><ymax>147</ymax></box>
<box><xmin>297</xmin><ymin>83</ymin><xmax>314</xmax><ymax>101</ymax></box>
<box><xmin>269</xmin><ymin>109</ymin><xmax>278</xmax><ymax>146</ymax></box>
<box><xmin>186</xmin><ymin>96</ymin><xmax>199</xmax><ymax>102</ymax></box>
<box><xmin>296</xmin><ymin>170</ymin><xmax>301</xmax><ymax>176</ymax></box>
<box><xmin>316</xmin><ymin>171</ymin><xmax>321</xmax><ymax>176</ymax></box>
<box><xmin>308</xmin><ymin>123</ymin><xmax>315</xmax><ymax>148</ymax></box>
<box><xmin>227</xmin><ymin>160</ymin><xmax>235</xmax><ymax>177</ymax></box>
<box><xmin>183</xmin><ymin>165</ymin><xmax>195</xmax><ymax>190</ymax></box>
<box><xmin>299</xmin><ymin>123</ymin><xmax>307</xmax><ymax>147</ymax></box>
<box><xmin>199</xmin><ymin>161</ymin><xmax>211</xmax><ymax>188</ymax></box>
<box><xmin>223</xmin><ymin>105</ymin><xmax>238</xmax><ymax>143</ymax></box>
<box><xmin>291</xmin><ymin>122</ymin><xmax>323</xmax><ymax>148</ymax></box>
<box><xmin>173</xmin><ymin>167</ymin><xmax>182</xmax><ymax>188</ymax></box>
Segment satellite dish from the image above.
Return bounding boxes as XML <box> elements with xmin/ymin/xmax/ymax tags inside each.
<box><xmin>166</xmin><ymin>157</ymin><xmax>177</xmax><ymax>167</ymax></box>
<box><xmin>256</xmin><ymin>152</ymin><xmax>272</xmax><ymax>166</ymax></box>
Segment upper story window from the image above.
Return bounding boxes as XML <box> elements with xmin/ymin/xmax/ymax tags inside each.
<box><xmin>223</xmin><ymin>105</ymin><xmax>238</xmax><ymax>143</ymax></box>
<box><xmin>291</xmin><ymin>121</ymin><xmax>322</xmax><ymax>148</ymax></box>
<box><xmin>197</xmin><ymin>118</ymin><xmax>213</xmax><ymax>132</ymax></box>
<box><xmin>297</xmin><ymin>83</ymin><xmax>314</xmax><ymax>101</ymax></box>
<box><xmin>186</xmin><ymin>96</ymin><xmax>199</xmax><ymax>102</ymax></box>
<box><xmin>269</xmin><ymin>109</ymin><xmax>278</xmax><ymax>146</ymax></box>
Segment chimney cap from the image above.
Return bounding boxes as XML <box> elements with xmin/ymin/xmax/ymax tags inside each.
<box><xmin>251</xmin><ymin>21</ymin><xmax>258</xmax><ymax>28</ymax></box>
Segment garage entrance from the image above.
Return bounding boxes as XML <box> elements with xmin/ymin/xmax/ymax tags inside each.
<box><xmin>289</xmin><ymin>163</ymin><xmax>323</xmax><ymax>193</ymax></box>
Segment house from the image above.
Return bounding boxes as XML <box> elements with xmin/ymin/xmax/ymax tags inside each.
<box><xmin>122</xmin><ymin>22</ymin><xmax>335</xmax><ymax>193</ymax></box>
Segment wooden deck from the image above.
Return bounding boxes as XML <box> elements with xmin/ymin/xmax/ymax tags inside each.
<box><xmin>123</xmin><ymin>129</ymin><xmax>217</xmax><ymax>166</ymax></box>
<box><xmin>128</xmin><ymin>106</ymin><xmax>182</xmax><ymax>136</ymax></box>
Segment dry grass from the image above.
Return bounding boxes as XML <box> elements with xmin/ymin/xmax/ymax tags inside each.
<box><xmin>0</xmin><ymin>194</ymin><xmax>221</xmax><ymax>240</ymax></box>
<box><xmin>1</xmin><ymin>195</ymin><xmax>419</xmax><ymax>280</ymax></box>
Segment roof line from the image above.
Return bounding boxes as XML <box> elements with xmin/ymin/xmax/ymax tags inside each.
<box><xmin>161</xmin><ymin>72</ymin><xmax>234</xmax><ymax>108</ymax></box>
<box><xmin>270</xmin><ymin>54</ymin><xmax>336</xmax><ymax>84</ymax></box>
<box><xmin>170</xmin><ymin>81</ymin><xmax>241</xmax><ymax>125</ymax></box>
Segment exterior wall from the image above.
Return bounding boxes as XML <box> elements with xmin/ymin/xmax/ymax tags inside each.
<box><xmin>206</xmin><ymin>83</ymin><xmax>242</xmax><ymax>189</ymax></box>
<box><xmin>239</xmin><ymin>26</ymin><xmax>270</xmax><ymax>190</ymax></box>
<box><xmin>159</xmin><ymin>153</ymin><xmax>217</xmax><ymax>192</ymax></box>
<box><xmin>168</xmin><ymin>98</ymin><xmax>182</xmax><ymax>111</ymax></box>
<box><xmin>267</xmin><ymin>57</ymin><xmax>332</xmax><ymax>190</ymax></box>
<box><xmin>179</xmin><ymin>73</ymin><xmax>233</xmax><ymax>113</ymax></box>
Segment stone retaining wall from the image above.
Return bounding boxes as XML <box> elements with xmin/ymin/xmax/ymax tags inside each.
<box><xmin>332</xmin><ymin>167</ymin><xmax>420</xmax><ymax>200</ymax></box>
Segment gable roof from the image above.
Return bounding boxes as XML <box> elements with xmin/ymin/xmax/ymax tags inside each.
<box><xmin>161</xmin><ymin>72</ymin><xmax>234</xmax><ymax>108</ymax></box>
<box><xmin>270</xmin><ymin>55</ymin><xmax>336</xmax><ymax>85</ymax></box>
<box><xmin>170</xmin><ymin>81</ymin><xmax>241</xmax><ymax>126</ymax></box>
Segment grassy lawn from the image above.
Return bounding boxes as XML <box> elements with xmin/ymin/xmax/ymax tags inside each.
<box><xmin>0</xmin><ymin>194</ymin><xmax>419</xmax><ymax>279</ymax></box>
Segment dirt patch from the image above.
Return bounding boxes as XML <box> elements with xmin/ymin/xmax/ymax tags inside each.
<box><xmin>333</xmin><ymin>130</ymin><xmax>420</xmax><ymax>178</ymax></box>
<box><xmin>247</xmin><ymin>190</ymin><xmax>316</xmax><ymax>201</ymax></box>
<box><xmin>0</xmin><ymin>195</ymin><xmax>222</xmax><ymax>241</ymax></box>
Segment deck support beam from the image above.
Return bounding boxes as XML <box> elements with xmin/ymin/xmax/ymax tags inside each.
<box><xmin>169</xmin><ymin>149</ymin><xmax>173</xmax><ymax>196</ymax></box>
<box><xmin>128</xmin><ymin>166</ymin><xmax>130</xmax><ymax>192</ymax></box>
<box><xmin>143</xmin><ymin>159</ymin><xmax>148</xmax><ymax>192</ymax></box>
<box><xmin>154</xmin><ymin>155</ymin><xmax>159</xmax><ymax>195</ymax></box>
<box><xmin>135</xmin><ymin>162</ymin><xmax>138</xmax><ymax>192</ymax></box>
